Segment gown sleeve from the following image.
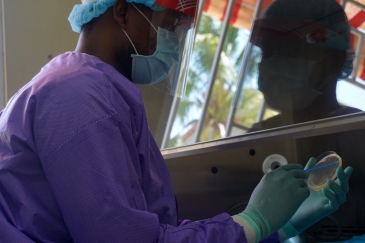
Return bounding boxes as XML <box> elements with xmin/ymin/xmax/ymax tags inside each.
<box><xmin>158</xmin><ymin>215</ymin><xmax>279</xmax><ymax>243</ymax></box>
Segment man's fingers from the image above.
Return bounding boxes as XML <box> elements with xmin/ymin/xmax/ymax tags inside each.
<box><xmin>343</xmin><ymin>166</ymin><xmax>353</xmax><ymax>179</ymax></box>
<box><xmin>328</xmin><ymin>180</ymin><xmax>346</xmax><ymax>204</ymax></box>
<box><xmin>335</xmin><ymin>166</ymin><xmax>352</xmax><ymax>193</ymax></box>
<box><xmin>323</xmin><ymin>186</ymin><xmax>337</xmax><ymax>202</ymax></box>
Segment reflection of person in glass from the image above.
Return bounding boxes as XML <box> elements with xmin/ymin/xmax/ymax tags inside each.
<box><xmin>250</xmin><ymin>0</ymin><xmax>360</xmax><ymax>132</ymax></box>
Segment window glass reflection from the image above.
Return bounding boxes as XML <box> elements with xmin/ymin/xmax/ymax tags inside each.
<box><xmin>246</xmin><ymin>0</ymin><xmax>360</xmax><ymax>132</ymax></box>
<box><xmin>163</xmin><ymin>0</ymin><xmax>365</xmax><ymax>149</ymax></box>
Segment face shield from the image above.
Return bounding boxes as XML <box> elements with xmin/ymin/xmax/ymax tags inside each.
<box><xmin>131</xmin><ymin>0</ymin><xmax>198</xmax><ymax>98</ymax></box>
<box><xmin>246</xmin><ymin>0</ymin><xmax>355</xmax><ymax>112</ymax></box>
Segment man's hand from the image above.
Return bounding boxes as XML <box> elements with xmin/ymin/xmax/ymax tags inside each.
<box><xmin>280</xmin><ymin>157</ymin><xmax>353</xmax><ymax>240</ymax></box>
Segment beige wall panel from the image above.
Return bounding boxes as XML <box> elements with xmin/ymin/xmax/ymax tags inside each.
<box><xmin>4</xmin><ymin>0</ymin><xmax>78</xmax><ymax>100</ymax></box>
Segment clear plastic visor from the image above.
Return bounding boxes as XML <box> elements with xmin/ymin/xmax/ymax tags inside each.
<box><xmin>250</xmin><ymin>19</ymin><xmax>328</xmax><ymax>47</ymax></box>
<box><xmin>139</xmin><ymin>3</ymin><xmax>197</xmax><ymax>98</ymax></box>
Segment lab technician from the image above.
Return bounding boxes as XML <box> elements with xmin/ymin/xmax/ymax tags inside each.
<box><xmin>0</xmin><ymin>0</ymin><xmax>352</xmax><ymax>242</ymax></box>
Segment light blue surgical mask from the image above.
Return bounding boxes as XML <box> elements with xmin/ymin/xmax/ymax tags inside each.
<box><xmin>122</xmin><ymin>4</ymin><xmax>180</xmax><ymax>85</ymax></box>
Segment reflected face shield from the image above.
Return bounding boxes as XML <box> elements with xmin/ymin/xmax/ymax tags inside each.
<box><xmin>251</xmin><ymin>19</ymin><xmax>329</xmax><ymax>48</ymax></box>
<box><xmin>250</xmin><ymin>18</ymin><xmax>354</xmax><ymax>78</ymax></box>
<box><xmin>135</xmin><ymin>0</ymin><xmax>198</xmax><ymax>98</ymax></box>
<box><xmin>248</xmin><ymin>18</ymin><xmax>353</xmax><ymax>111</ymax></box>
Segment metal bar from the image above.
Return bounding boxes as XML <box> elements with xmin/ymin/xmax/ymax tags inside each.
<box><xmin>195</xmin><ymin>0</ymin><xmax>207</xmax><ymax>35</ymax></box>
<box><xmin>351</xmin><ymin>26</ymin><xmax>364</xmax><ymax>36</ymax></box>
<box><xmin>225</xmin><ymin>44</ymin><xmax>253</xmax><ymax>137</ymax></box>
<box><xmin>161</xmin><ymin>112</ymin><xmax>365</xmax><ymax>159</ymax></box>
<box><xmin>255</xmin><ymin>99</ymin><xmax>266</xmax><ymax>123</ymax></box>
<box><xmin>193</xmin><ymin>0</ymin><xmax>237</xmax><ymax>143</ymax></box>
<box><xmin>161</xmin><ymin>96</ymin><xmax>180</xmax><ymax>149</ymax></box>
<box><xmin>351</xmin><ymin>32</ymin><xmax>363</xmax><ymax>80</ymax></box>
<box><xmin>225</xmin><ymin>0</ymin><xmax>266</xmax><ymax>137</ymax></box>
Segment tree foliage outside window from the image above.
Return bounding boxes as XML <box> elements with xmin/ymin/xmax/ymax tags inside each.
<box><xmin>167</xmin><ymin>14</ymin><xmax>274</xmax><ymax>148</ymax></box>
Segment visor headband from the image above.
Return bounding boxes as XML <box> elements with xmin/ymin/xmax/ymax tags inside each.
<box><xmin>155</xmin><ymin>0</ymin><xmax>198</xmax><ymax>17</ymax></box>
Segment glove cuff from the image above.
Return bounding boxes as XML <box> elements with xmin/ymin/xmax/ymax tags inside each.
<box><xmin>281</xmin><ymin>221</ymin><xmax>300</xmax><ymax>239</ymax></box>
<box><xmin>238</xmin><ymin>205</ymin><xmax>271</xmax><ymax>243</ymax></box>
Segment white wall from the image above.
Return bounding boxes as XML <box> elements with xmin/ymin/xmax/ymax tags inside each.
<box><xmin>3</xmin><ymin>0</ymin><xmax>78</xmax><ymax>105</ymax></box>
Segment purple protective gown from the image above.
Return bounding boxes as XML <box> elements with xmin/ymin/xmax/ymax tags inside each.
<box><xmin>0</xmin><ymin>52</ymin><xmax>279</xmax><ymax>243</ymax></box>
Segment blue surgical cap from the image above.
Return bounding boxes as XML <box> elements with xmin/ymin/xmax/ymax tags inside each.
<box><xmin>68</xmin><ymin>0</ymin><xmax>165</xmax><ymax>33</ymax></box>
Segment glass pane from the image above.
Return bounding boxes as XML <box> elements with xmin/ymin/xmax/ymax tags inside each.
<box><xmin>232</xmin><ymin>0</ymin><xmax>364</xmax><ymax>134</ymax></box>
<box><xmin>166</xmin><ymin>13</ymin><xmax>255</xmax><ymax>147</ymax></box>
<box><xmin>167</xmin><ymin>14</ymin><xmax>223</xmax><ymax>147</ymax></box>
<box><xmin>163</xmin><ymin>0</ymin><xmax>365</xmax><ymax>148</ymax></box>
<box><xmin>198</xmin><ymin>26</ymin><xmax>250</xmax><ymax>141</ymax></box>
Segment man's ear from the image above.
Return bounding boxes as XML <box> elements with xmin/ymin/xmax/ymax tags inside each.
<box><xmin>113</xmin><ymin>0</ymin><xmax>129</xmax><ymax>27</ymax></box>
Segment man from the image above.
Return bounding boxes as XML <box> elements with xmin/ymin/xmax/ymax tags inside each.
<box><xmin>0</xmin><ymin>0</ymin><xmax>352</xmax><ymax>242</ymax></box>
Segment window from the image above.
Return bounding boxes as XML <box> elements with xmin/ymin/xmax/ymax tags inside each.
<box><xmin>161</xmin><ymin>0</ymin><xmax>365</xmax><ymax>149</ymax></box>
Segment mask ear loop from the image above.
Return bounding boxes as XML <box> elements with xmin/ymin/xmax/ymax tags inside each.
<box><xmin>131</xmin><ymin>3</ymin><xmax>158</xmax><ymax>33</ymax></box>
<box><xmin>121</xmin><ymin>3</ymin><xmax>159</xmax><ymax>56</ymax></box>
<box><xmin>121</xmin><ymin>28</ymin><xmax>139</xmax><ymax>55</ymax></box>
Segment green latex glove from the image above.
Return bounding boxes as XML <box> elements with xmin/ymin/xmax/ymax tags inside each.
<box><xmin>238</xmin><ymin>164</ymin><xmax>310</xmax><ymax>242</ymax></box>
<box><xmin>281</xmin><ymin>157</ymin><xmax>353</xmax><ymax>239</ymax></box>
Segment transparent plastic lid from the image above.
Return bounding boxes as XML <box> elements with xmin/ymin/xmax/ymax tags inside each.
<box><xmin>306</xmin><ymin>151</ymin><xmax>342</xmax><ymax>191</ymax></box>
